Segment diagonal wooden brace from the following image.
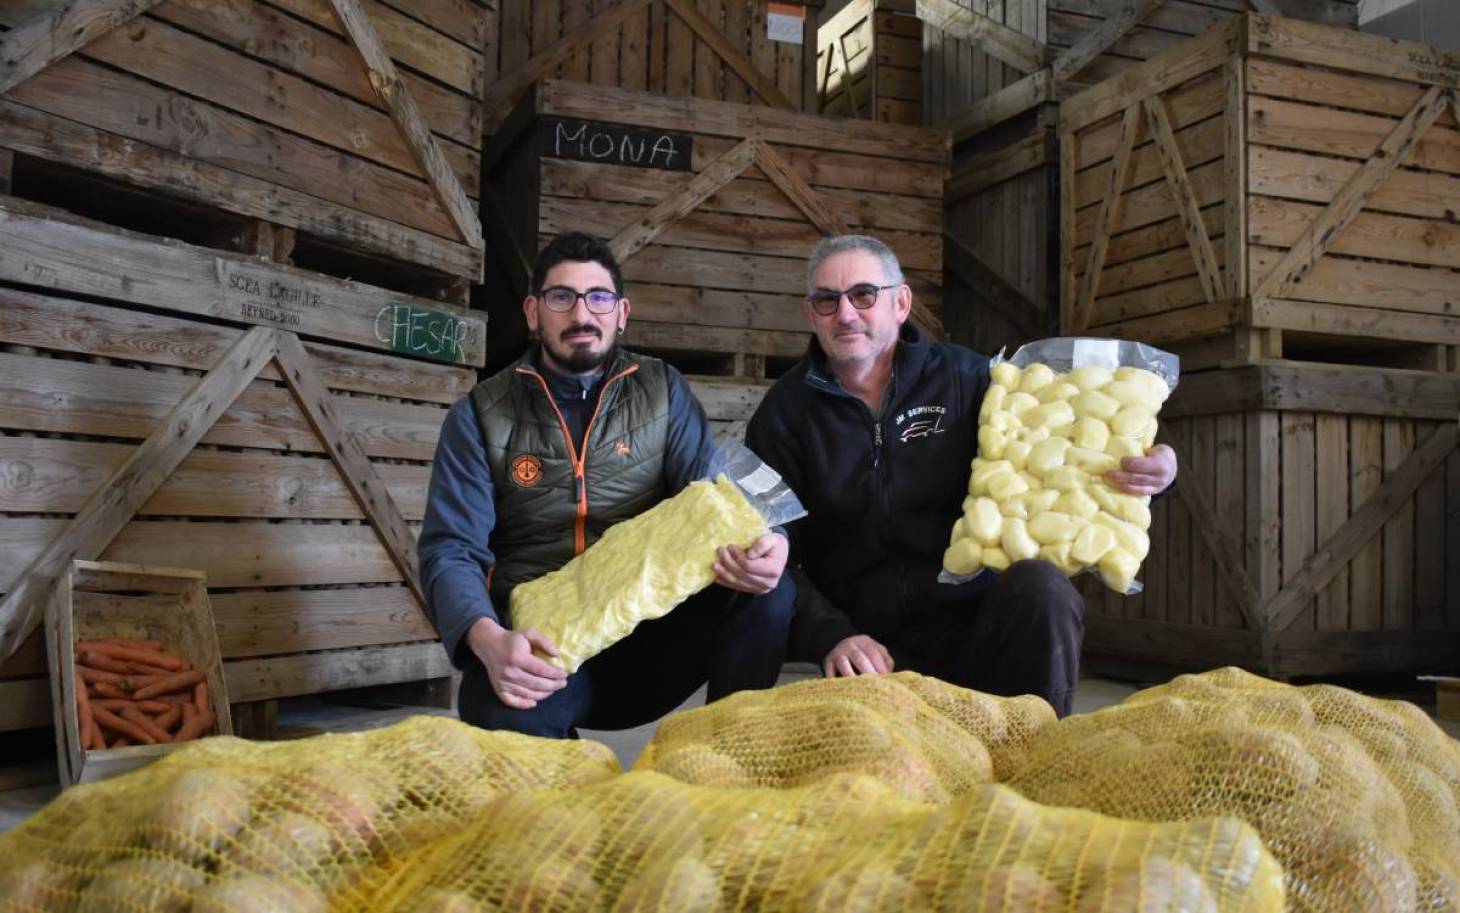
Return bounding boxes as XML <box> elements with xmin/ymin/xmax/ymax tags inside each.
<box><xmin>663</xmin><ymin>0</ymin><xmax>796</xmax><ymax>109</ymax></box>
<box><xmin>608</xmin><ymin>137</ymin><xmax>759</xmax><ymax>262</ymax></box>
<box><xmin>0</xmin><ymin>0</ymin><xmax>165</xmax><ymax>95</ymax></box>
<box><xmin>917</xmin><ymin>0</ymin><xmax>1048</xmax><ymax>74</ymax></box>
<box><xmin>1143</xmin><ymin>95</ymin><xmax>1225</xmax><ymax>302</ymax></box>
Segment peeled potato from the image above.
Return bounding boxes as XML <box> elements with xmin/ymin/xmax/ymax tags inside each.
<box><xmin>949</xmin><ymin>358</ymin><xmax>1172</xmax><ymax>592</ymax></box>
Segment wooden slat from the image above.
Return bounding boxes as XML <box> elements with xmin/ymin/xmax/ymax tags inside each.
<box><xmin>607</xmin><ymin>137</ymin><xmax>759</xmax><ymax>262</ymax></box>
<box><xmin>946</xmin><ymin>70</ymin><xmax>1056</xmax><ymax>142</ymax></box>
<box><xmin>0</xmin><ymin>287</ymin><xmax>473</xmax><ymax>404</ymax></box>
<box><xmin>327</xmin><ymin>0</ymin><xmax>483</xmax><ymax>250</ymax></box>
<box><xmin>1349</xmin><ymin>416</ymin><xmax>1383</xmax><ymax>631</ymax></box>
<box><xmin>944</xmin><ymin>231</ymin><xmax>1047</xmax><ymax>339</ymax></box>
<box><xmin>1245</xmin><ymin>12</ymin><xmax>1460</xmax><ymax>91</ymax></box>
<box><xmin>1250</xmin><ymin>86</ymin><xmax>1447</xmax><ymax>302</ymax></box>
<box><xmin>1050</xmin><ymin>0</ymin><xmax>1163</xmax><ymax>83</ymax></box>
<box><xmin>1266</xmin><ymin>423</ymin><xmax>1459</xmax><ymax>633</ymax></box>
<box><xmin>1143</xmin><ymin>94</ymin><xmax>1225</xmax><ymax>301</ymax></box>
<box><xmin>663</xmin><ymin>0</ymin><xmax>795</xmax><ymax>109</ymax></box>
<box><xmin>1095</xmin><ymin>230</ymin><xmax>1225</xmax><ymax>299</ymax></box>
<box><xmin>1076</xmin><ymin>207</ymin><xmax>1222</xmax><ymax>277</ymax></box>
<box><xmin>1249</xmin><ymin>194</ymin><xmax>1460</xmax><ymax>270</ymax></box>
<box><xmin>1311</xmin><ymin>413</ymin><xmax>1349</xmax><ymax>632</ymax></box>
<box><xmin>1072</xmin><ymin>103</ymin><xmax>1142</xmax><ymax>331</ymax></box>
<box><xmin>1084</xmin><ymin>615</ymin><xmax>1263</xmax><ymax>668</ymax></box>
<box><xmin>1413</xmin><ymin>425</ymin><xmax>1445</xmax><ymax>631</ymax></box>
<box><xmin>0</xmin><ymin>326</ymin><xmax>276</xmax><ymax>659</ymax></box>
<box><xmin>1381</xmin><ymin>420</ymin><xmax>1416</xmax><ymax>632</ymax></box>
<box><xmin>1248</xmin><ymin>411</ymin><xmax>1281</xmax><ymax>619</ymax></box>
<box><xmin>685</xmin><ymin>376</ymin><xmax>772</xmax><ymax>422</ymax></box>
<box><xmin>0</xmin><ymin>101</ymin><xmax>479</xmax><ymax>279</ymax></box>
<box><xmin>480</xmin><ymin>0</ymin><xmax>653</xmax><ymax>126</ymax></box>
<box><xmin>1250</xmin><ymin>145</ymin><xmax>1460</xmax><ymax>224</ymax></box>
<box><xmin>1279</xmin><ymin>412</ymin><xmax>1316</xmax><ymax>631</ymax></box>
<box><xmin>0</xmin><ymin>197</ymin><xmax>485</xmax><ymax>366</ymax></box>
<box><xmin>224</xmin><ymin>641</ymin><xmax>451</xmax><ymax>703</ymax></box>
<box><xmin>1166</xmin><ymin>422</ymin><xmax>1193</xmax><ymax>624</ymax></box>
<box><xmin>210</xmin><ymin>587</ymin><xmax>432</xmax><ymax>658</ymax></box>
<box><xmin>1164</xmin><ymin>433</ymin><xmax>1263</xmax><ymax>628</ymax></box>
<box><xmin>0</xmin><ymin>0</ymin><xmax>163</xmax><ymax>94</ymax></box>
<box><xmin>946</xmin><ymin>128</ymin><xmax>1055</xmax><ymax>202</ymax></box>
<box><xmin>1245</xmin><ymin>58</ymin><xmax>1460</xmax><ymax>130</ymax></box>
<box><xmin>274</xmin><ymin>332</ymin><xmax>426</xmax><ymax>613</ymax></box>
<box><xmin>1211</xmin><ymin>413</ymin><xmax>1245</xmax><ymax>629</ymax></box>
<box><xmin>0</xmin><ymin>438</ymin><xmax>429</xmax><ymax>519</ymax></box>
<box><xmin>536</xmin><ymin>79</ymin><xmax>949</xmax><ymax>163</ymax></box>
<box><xmin>695</xmin><ymin>133</ymin><xmax>944</xmax><ymax>198</ymax></box>
<box><xmin>1247</xmin><ymin>97</ymin><xmax>1460</xmax><ymax>181</ymax></box>
<box><xmin>1249</xmin><ymin>296</ymin><xmax>1460</xmax><ymax>347</ymax></box>
<box><xmin>916</xmin><ymin>0</ymin><xmax>1048</xmax><ymax>74</ymax></box>
<box><xmin>1189</xmin><ymin>416</ymin><xmax>1215</xmax><ymax>627</ymax></box>
<box><xmin>1246</xmin><ymin>246</ymin><xmax>1460</xmax><ymax>319</ymax></box>
<box><xmin>1073</xmin><ymin>68</ymin><xmax>1225</xmax><ymax>173</ymax></box>
<box><xmin>752</xmin><ymin>141</ymin><xmax>850</xmax><ymax>237</ymax></box>
<box><xmin>626</xmin><ymin>282</ymin><xmax>807</xmax><ymax>334</ymax></box>
<box><xmin>625</xmin><ymin>319</ymin><xmax>808</xmax><ymax>358</ymax></box>
<box><xmin>1074</xmin><ymin>158</ymin><xmax>1225</xmax><ymax>249</ymax></box>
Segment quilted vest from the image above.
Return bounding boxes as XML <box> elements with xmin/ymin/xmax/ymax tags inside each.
<box><xmin>472</xmin><ymin>348</ymin><xmax>669</xmax><ymax>605</ymax></box>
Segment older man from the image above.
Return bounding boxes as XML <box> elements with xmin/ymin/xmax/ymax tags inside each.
<box><xmin>419</xmin><ymin>231</ymin><xmax>794</xmax><ymax>738</ymax></box>
<box><xmin>746</xmin><ymin>235</ymin><xmax>1177</xmax><ymax>716</ymax></box>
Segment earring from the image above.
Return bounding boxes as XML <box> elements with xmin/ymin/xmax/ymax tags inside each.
<box><xmin>617</xmin><ymin>326</ymin><xmax>625</xmax><ymax>336</ymax></box>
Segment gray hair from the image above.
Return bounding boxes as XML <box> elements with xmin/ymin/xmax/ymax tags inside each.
<box><xmin>806</xmin><ymin>235</ymin><xmax>905</xmax><ymax>296</ymax></box>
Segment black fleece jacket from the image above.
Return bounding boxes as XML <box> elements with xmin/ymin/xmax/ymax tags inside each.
<box><xmin>746</xmin><ymin>325</ymin><xmax>996</xmax><ymax>663</ymax></box>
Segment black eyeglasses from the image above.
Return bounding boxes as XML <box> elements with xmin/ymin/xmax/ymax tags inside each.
<box><xmin>538</xmin><ymin>286</ymin><xmax>621</xmax><ymax>315</ymax></box>
<box><xmin>806</xmin><ymin>283</ymin><xmax>899</xmax><ymax>316</ymax></box>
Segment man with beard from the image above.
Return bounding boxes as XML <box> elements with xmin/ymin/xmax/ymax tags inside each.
<box><xmin>419</xmin><ymin>232</ymin><xmax>794</xmax><ymax>738</ymax></box>
<box><xmin>746</xmin><ymin>235</ymin><xmax>1177</xmax><ymax>717</ymax></box>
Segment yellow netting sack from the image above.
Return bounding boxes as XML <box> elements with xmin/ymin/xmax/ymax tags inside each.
<box><xmin>0</xmin><ymin>717</ymin><xmax>619</xmax><ymax>913</ymax></box>
<box><xmin>635</xmin><ymin>671</ymin><xmax>1054</xmax><ymax>799</ymax></box>
<box><xmin>366</xmin><ymin>772</ymin><xmax>1283</xmax><ymax>912</ymax></box>
<box><xmin>1003</xmin><ymin>666</ymin><xmax>1460</xmax><ymax>913</ymax></box>
<box><xmin>509</xmin><ymin>475</ymin><xmax>769</xmax><ymax>673</ymax></box>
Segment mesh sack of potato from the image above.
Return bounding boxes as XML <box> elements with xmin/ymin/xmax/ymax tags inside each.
<box><xmin>635</xmin><ymin>671</ymin><xmax>1054</xmax><ymax>799</ymax></box>
<box><xmin>943</xmin><ymin>337</ymin><xmax>1178</xmax><ymax>593</ymax></box>
<box><xmin>1003</xmin><ymin>667</ymin><xmax>1460</xmax><ymax>913</ymax></box>
<box><xmin>365</xmin><ymin>770</ymin><xmax>1283</xmax><ymax>913</ymax></box>
<box><xmin>0</xmin><ymin>716</ymin><xmax>619</xmax><ymax>913</ymax></box>
<box><xmin>510</xmin><ymin>439</ymin><xmax>806</xmax><ymax>673</ymax></box>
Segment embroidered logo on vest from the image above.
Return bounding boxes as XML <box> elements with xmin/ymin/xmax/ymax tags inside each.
<box><xmin>511</xmin><ymin>453</ymin><xmax>544</xmax><ymax>487</ymax></box>
<box><xmin>614</xmin><ymin>440</ymin><xmax>631</xmax><ymax>457</ymax></box>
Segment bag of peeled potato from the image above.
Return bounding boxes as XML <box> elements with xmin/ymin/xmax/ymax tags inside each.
<box><xmin>508</xmin><ymin>439</ymin><xmax>807</xmax><ymax>673</ymax></box>
<box><xmin>943</xmin><ymin>338</ymin><xmax>1178</xmax><ymax>593</ymax></box>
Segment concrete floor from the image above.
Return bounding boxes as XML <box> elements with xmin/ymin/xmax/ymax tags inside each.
<box><xmin>2</xmin><ymin>667</ymin><xmax>1455</xmax><ymax>835</ymax></box>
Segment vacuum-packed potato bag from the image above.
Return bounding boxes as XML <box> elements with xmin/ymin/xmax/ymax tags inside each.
<box><xmin>944</xmin><ymin>339</ymin><xmax>1178</xmax><ymax>593</ymax></box>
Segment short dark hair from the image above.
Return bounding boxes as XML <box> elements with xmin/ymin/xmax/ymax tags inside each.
<box><xmin>531</xmin><ymin>232</ymin><xmax>623</xmax><ymax>297</ymax></box>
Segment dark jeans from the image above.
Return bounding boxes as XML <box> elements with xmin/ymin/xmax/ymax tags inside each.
<box><xmin>891</xmin><ymin>560</ymin><xmax>1085</xmax><ymax>717</ymax></box>
<box><xmin>458</xmin><ymin>574</ymin><xmax>795</xmax><ymax>738</ymax></box>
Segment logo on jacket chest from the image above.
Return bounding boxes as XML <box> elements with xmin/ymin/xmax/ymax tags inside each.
<box><xmin>894</xmin><ymin>404</ymin><xmax>948</xmax><ymax>443</ymax></box>
<box><xmin>510</xmin><ymin>453</ymin><xmax>544</xmax><ymax>487</ymax></box>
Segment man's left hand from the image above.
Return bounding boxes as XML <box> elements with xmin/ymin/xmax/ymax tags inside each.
<box><xmin>1106</xmin><ymin>443</ymin><xmax>1177</xmax><ymax>496</ymax></box>
<box><xmin>713</xmin><ymin>532</ymin><xmax>789</xmax><ymax>594</ymax></box>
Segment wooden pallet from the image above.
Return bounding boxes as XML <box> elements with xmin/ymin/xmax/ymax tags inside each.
<box><xmin>0</xmin><ymin>0</ymin><xmax>487</xmax><ymax>283</ymax></box>
<box><xmin>817</xmin><ymin>0</ymin><xmax>923</xmax><ymax>125</ymax></box>
<box><xmin>0</xmin><ymin>195</ymin><xmax>483</xmax><ymax>736</ymax></box>
<box><xmin>482</xmin><ymin>0</ymin><xmax>824</xmax><ymax>133</ymax></box>
<box><xmin>1061</xmin><ymin>15</ymin><xmax>1460</xmax><ymax>372</ymax></box>
<box><xmin>1082</xmin><ymin>361</ymin><xmax>1460</xmax><ymax>679</ymax></box>
<box><xmin>479</xmin><ymin>79</ymin><xmax>948</xmax><ymax>373</ymax></box>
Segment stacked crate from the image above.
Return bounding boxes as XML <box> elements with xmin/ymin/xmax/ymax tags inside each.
<box><xmin>816</xmin><ymin>0</ymin><xmax>924</xmax><ymax>125</ymax></box>
<box><xmin>479</xmin><ymin>80</ymin><xmax>949</xmax><ymax>377</ymax></box>
<box><xmin>1062</xmin><ymin>15</ymin><xmax>1460</xmax><ymax>678</ymax></box>
<box><xmin>0</xmin><ymin>0</ymin><xmax>491</xmax><ymax>742</ymax></box>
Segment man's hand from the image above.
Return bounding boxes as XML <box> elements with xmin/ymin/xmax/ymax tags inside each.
<box><xmin>823</xmin><ymin>634</ymin><xmax>895</xmax><ymax>678</ymax></box>
<box><xmin>1106</xmin><ymin>443</ymin><xmax>1177</xmax><ymax>496</ymax></box>
<box><xmin>712</xmin><ymin>532</ymin><xmax>789</xmax><ymax>594</ymax></box>
<box><xmin>464</xmin><ymin>616</ymin><xmax>567</xmax><ymax>710</ymax></box>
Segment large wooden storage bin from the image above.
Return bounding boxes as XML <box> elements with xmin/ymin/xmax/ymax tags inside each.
<box><xmin>480</xmin><ymin>80</ymin><xmax>949</xmax><ymax>374</ymax></box>
<box><xmin>1083</xmin><ymin>362</ymin><xmax>1460</xmax><ymax>679</ymax></box>
<box><xmin>1061</xmin><ymin>14</ymin><xmax>1460</xmax><ymax>370</ymax></box>
<box><xmin>0</xmin><ymin>196</ymin><xmax>485</xmax><ymax>736</ymax></box>
<box><xmin>816</xmin><ymin>0</ymin><xmax>924</xmax><ymax>125</ymax></box>
<box><xmin>483</xmin><ymin>0</ymin><xmax>824</xmax><ymax>132</ymax></box>
<box><xmin>0</xmin><ymin>0</ymin><xmax>488</xmax><ymax>284</ymax></box>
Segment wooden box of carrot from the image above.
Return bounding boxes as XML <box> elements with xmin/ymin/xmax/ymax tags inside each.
<box><xmin>43</xmin><ymin>560</ymin><xmax>233</xmax><ymax>786</ymax></box>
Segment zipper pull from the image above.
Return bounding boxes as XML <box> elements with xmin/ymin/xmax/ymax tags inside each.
<box><xmin>873</xmin><ymin>422</ymin><xmax>883</xmax><ymax>469</ymax></box>
<box><xmin>574</xmin><ymin>472</ymin><xmax>584</xmax><ymax>504</ymax></box>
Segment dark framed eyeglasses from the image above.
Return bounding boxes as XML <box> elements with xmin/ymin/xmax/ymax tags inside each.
<box><xmin>538</xmin><ymin>286</ymin><xmax>621</xmax><ymax>315</ymax></box>
<box><xmin>806</xmin><ymin>283</ymin><xmax>899</xmax><ymax>316</ymax></box>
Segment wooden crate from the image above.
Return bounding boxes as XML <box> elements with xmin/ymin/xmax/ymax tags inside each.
<box><xmin>0</xmin><ymin>195</ymin><xmax>486</xmax><ymax>737</ymax></box>
<box><xmin>816</xmin><ymin>0</ymin><xmax>924</xmax><ymax>125</ymax></box>
<box><xmin>1082</xmin><ymin>362</ymin><xmax>1460</xmax><ymax>680</ymax></box>
<box><xmin>944</xmin><ymin>106</ymin><xmax>1062</xmax><ymax>355</ymax></box>
<box><xmin>688</xmin><ymin>376</ymin><xmax>773</xmax><ymax>440</ymax></box>
<box><xmin>46</xmin><ymin>561</ymin><xmax>232</xmax><ymax>785</ymax></box>
<box><xmin>1061</xmin><ymin>15</ymin><xmax>1460</xmax><ymax>371</ymax></box>
<box><xmin>482</xmin><ymin>0</ymin><xmax>824</xmax><ymax>133</ymax></box>
<box><xmin>0</xmin><ymin>0</ymin><xmax>488</xmax><ymax>286</ymax></box>
<box><xmin>479</xmin><ymin>79</ymin><xmax>949</xmax><ymax>374</ymax></box>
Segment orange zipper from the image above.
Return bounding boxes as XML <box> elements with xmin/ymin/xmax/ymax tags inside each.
<box><xmin>516</xmin><ymin>363</ymin><xmax>639</xmax><ymax>555</ymax></box>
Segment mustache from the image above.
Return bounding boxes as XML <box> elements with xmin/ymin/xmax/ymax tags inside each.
<box><xmin>559</xmin><ymin>324</ymin><xmax>601</xmax><ymax>342</ymax></box>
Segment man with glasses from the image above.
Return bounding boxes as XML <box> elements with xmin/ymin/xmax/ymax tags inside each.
<box><xmin>419</xmin><ymin>232</ymin><xmax>794</xmax><ymax>738</ymax></box>
<box><xmin>746</xmin><ymin>235</ymin><xmax>1176</xmax><ymax>716</ymax></box>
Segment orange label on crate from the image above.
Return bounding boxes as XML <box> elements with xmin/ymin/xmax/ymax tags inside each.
<box><xmin>767</xmin><ymin>2</ymin><xmax>804</xmax><ymax>44</ymax></box>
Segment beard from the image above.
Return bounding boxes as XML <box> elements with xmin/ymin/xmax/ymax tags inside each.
<box><xmin>542</xmin><ymin>323</ymin><xmax>616</xmax><ymax>373</ymax></box>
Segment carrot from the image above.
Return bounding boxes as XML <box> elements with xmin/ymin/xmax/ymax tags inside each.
<box><xmin>95</xmin><ymin>699</ymin><xmax>171</xmax><ymax>713</ymax></box>
<box><xmin>193</xmin><ymin>681</ymin><xmax>209</xmax><ymax>716</ymax></box>
<box><xmin>119</xmin><ymin>706</ymin><xmax>171</xmax><ymax>744</ymax></box>
<box><xmin>75</xmin><ymin>651</ymin><xmax>132</xmax><ymax>675</ymax></box>
<box><xmin>111</xmin><ymin>736</ymin><xmax>130</xmax><ymax>748</ymax></box>
<box><xmin>90</xmin><ymin>681</ymin><xmax>129</xmax><ymax>700</ymax></box>
<box><xmin>175</xmin><ymin>705</ymin><xmax>216</xmax><ymax>742</ymax></box>
<box><xmin>77</xmin><ymin>642</ymin><xmax>186</xmax><ymax>672</ymax></box>
<box><xmin>77</xmin><ymin>665</ymin><xmax>126</xmax><ymax>686</ymax></box>
<box><xmin>86</xmin><ymin>637</ymin><xmax>165</xmax><ymax>652</ymax></box>
<box><xmin>90</xmin><ymin>706</ymin><xmax>156</xmax><ymax>746</ymax></box>
<box><xmin>74</xmin><ymin>670</ymin><xmax>96</xmax><ymax>745</ymax></box>
<box><xmin>89</xmin><ymin>722</ymin><xmax>107</xmax><ymax>751</ymax></box>
<box><xmin>133</xmin><ymin>670</ymin><xmax>205</xmax><ymax>701</ymax></box>
<box><xmin>154</xmin><ymin>703</ymin><xmax>183</xmax><ymax>732</ymax></box>
<box><xmin>124</xmin><ymin>660</ymin><xmax>177</xmax><ymax>676</ymax></box>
